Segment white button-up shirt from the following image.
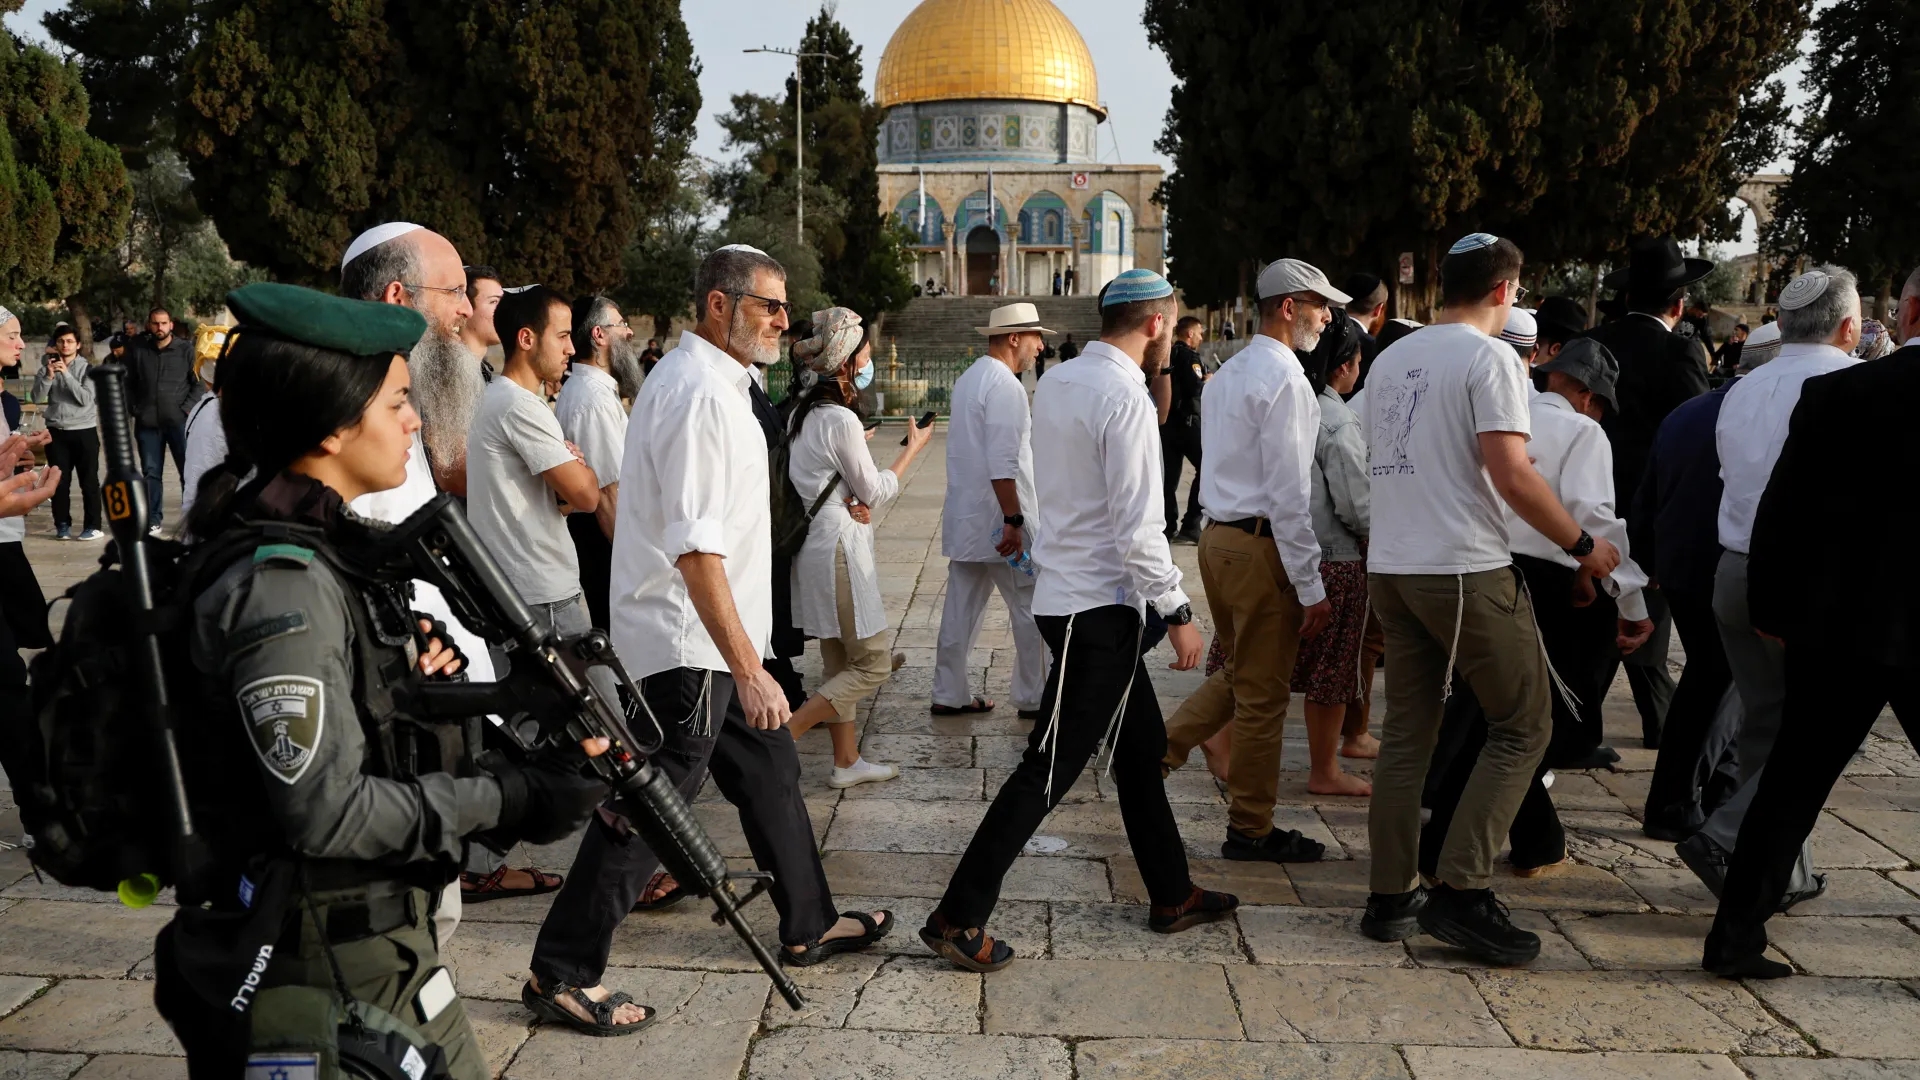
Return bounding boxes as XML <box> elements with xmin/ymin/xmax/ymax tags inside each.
<box><xmin>610</xmin><ymin>331</ymin><xmax>771</xmax><ymax>678</ymax></box>
<box><xmin>555</xmin><ymin>363</ymin><xmax>627</xmax><ymax>488</ymax></box>
<box><xmin>790</xmin><ymin>404</ymin><xmax>900</xmax><ymax>640</ymax></box>
<box><xmin>942</xmin><ymin>354</ymin><xmax>1036</xmax><ymax>563</ymax></box>
<box><xmin>1197</xmin><ymin>334</ymin><xmax>1326</xmax><ymax>605</ymax></box>
<box><xmin>1030</xmin><ymin>341</ymin><xmax>1191</xmax><ymax>619</ymax></box>
<box><xmin>1716</xmin><ymin>342</ymin><xmax>1857</xmax><ymax>554</ymax></box>
<box><xmin>1505</xmin><ymin>391</ymin><xmax>1650</xmax><ymax>620</ymax></box>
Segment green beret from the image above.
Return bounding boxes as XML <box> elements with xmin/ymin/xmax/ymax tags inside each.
<box><xmin>225</xmin><ymin>281</ymin><xmax>426</xmax><ymax>356</ymax></box>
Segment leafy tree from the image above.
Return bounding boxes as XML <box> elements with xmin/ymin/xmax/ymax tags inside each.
<box><xmin>1767</xmin><ymin>0</ymin><xmax>1920</xmax><ymax>314</ymax></box>
<box><xmin>711</xmin><ymin>4</ymin><xmax>912</xmax><ymax>317</ymax></box>
<box><xmin>1146</xmin><ymin>0</ymin><xmax>1806</xmax><ymax>313</ymax></box>
<box><xmin>0</xmin><ymin>15</ymin><xmax>132</xmax><ymax>350</ymax></box>
<box><xmin>179</xmin><ymin>0</ymin><xmax>700</xmax><ymax>290</ymax></box>
<box><xmin>43</xmin><ymin>0</ymin><xmax>194</xmax><ymax>168</ymax></box>
<box><xmin>616</xmin><ymin>158</ymin><xmax>709</xmax><ymax>342</ymax></box>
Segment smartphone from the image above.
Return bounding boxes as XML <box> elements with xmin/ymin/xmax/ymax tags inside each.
<box><xmin>862</xmin><ymin>418</ymin><xmax>882</xmax><ymax>432</ymax></box>
<box><xmin>900</xmin><ymin>411</ymin><xmax>937</xmax><ymax>446</ymax></box>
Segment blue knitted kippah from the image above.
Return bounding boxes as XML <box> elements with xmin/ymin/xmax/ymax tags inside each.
<box><xmin>1101</xmin><ymin>268</ymin><xmax>1175</xmax><ymax>307</ymax></box>
<box><xmin>1448</xmin><ymin>232</ymin><xmax>1499</xmax><ymax>255</ymax></box>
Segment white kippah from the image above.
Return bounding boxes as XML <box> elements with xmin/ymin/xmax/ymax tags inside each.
<box><xmin>713</xmin><ymin>243</ymin><xmax>769</xmax><ymax>257</ymax></box>
<box><xmin>1500</xmin><ymin>307</ymin><xmax>1538</xmax><ymax>347</ymax></box>
<box><xmin>342</xmin><ymin>222</ymin><xmax>425</xmax><ymax>269</ymax></box>
<box><xmin>1778</xmin><ymin>270</ymin><xmax>1831</xmax><ymax>311</ymax></box>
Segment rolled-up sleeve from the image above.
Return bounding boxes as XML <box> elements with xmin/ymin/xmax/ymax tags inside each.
<box><xmin>652</xmin><ymin>392</ymin><xmax>734</xmax><ymax>559</ymax></box>
<box><xmin>1103</xmin><ymin>394</ymin><xmax>1189</xmax><ymax>615</ymax></box>
<box><xmin>1264</xmin><ymin>375</ymin><xmax>1326</xmax><ymax>606</ymax></box>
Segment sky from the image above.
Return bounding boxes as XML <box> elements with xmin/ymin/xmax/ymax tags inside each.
<box><xmin>8</xmin><ymin>0</ymin><xmax>1814</xmax><ymax>252</ymax></box>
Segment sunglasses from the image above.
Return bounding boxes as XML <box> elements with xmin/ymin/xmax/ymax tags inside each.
<box><xmin>734</xmin><ymin>292</ymin><xmax>795</xmax><ymax>320</ymax></box>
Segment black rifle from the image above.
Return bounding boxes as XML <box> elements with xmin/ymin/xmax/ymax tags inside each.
<box><xmin>374</xmin><ymin>494</ymin><xmax>805</xmax><ymax>1010</ymax></box>
<box><xmin>88</xmin><ymin>361</ymin><xmax>209</xmax><ymax>893</ymax></box>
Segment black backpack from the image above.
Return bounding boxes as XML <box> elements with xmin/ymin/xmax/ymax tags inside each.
<box><xmin>768</xmin><ymin>399</ymin><xmax>841</xmax><ymax>560</ymax></box>
<box><xmin>2</xmin><ymin>529</ymin><xmax>267</xmax><ymax>896</ymax></box>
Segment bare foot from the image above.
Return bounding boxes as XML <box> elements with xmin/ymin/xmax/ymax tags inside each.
<box><xmin>1340</xmin><ymin>732</ymin><xmax>1381</xmax><ymax>760</ymax></box>
<box><xmin>640</xmin><ymin>873</ymin><xmax>678</xmax><ymax>904</ymax></box>
<box><xmin>528</xmin><ymin>975</ymin><xmax>650</xmax><ymax>1027</ymax></box>
<box><xmin>1307</xmin><ymin>771</ymin><xmax>1372</xmax><ymax>797</ymax></box>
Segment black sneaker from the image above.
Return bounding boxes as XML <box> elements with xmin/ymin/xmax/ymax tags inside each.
<box><xmin>1222</xmin><ymin>826</ymin><xmax>1325</xmax><ymax>863</ymax></box>
<box><xmin>1418</xmin><ymin>885</ymin><xmax>1541</xmax><ymax>965</ymax></box>
<box><xmin>1361</xmin><ymin>886</ymin><xmax>1427</xmax><ymax>941</ymax></box>
<box><xmin>1675</xmin><ymin>833</ymin><xmax>1729</xmax><ymax>899</ymax></box>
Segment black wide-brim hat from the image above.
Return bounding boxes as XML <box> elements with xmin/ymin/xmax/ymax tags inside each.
<box><xmin>1535</xmin><ymin>295</ymin><xmax>1590</xmax><ymax>340</ymax></box>
<box><xmin>1602</xmin><ymin>235</ymin><xmax>1714</xmax><ymax>296</ymax></box>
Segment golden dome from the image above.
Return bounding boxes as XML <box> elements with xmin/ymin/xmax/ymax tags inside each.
<box><xmin>875</xmin><ymin>0</ymin><xmax>1102</xmax><ymax>117</ymax></box>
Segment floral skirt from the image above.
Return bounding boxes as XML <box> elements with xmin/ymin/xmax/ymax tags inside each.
<box><xmin>1290</xmin><ymin>559</ymin><xmax>1370</xmax><ymax>705</ymax></box>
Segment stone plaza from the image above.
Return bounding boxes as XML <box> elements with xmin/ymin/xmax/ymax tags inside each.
<box><xmin>6</xmin><ymin>433</ymin><xmax>1920</xmax><ymax>1079</ymax></box>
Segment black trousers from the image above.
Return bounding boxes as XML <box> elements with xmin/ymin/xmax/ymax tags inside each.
<box><xmin>1596</xmin><ymin>588</ymin><xmax>1675</xmax><ymax>745</ymax></box>
<box><xmin>1159</xmin><ymin>426</ymin><xmax>1202</xmax><ymax>533</ymax></box>
<box><xmin>566</xmin><ymin>512</ymin><xmax>612</xmax><ymax>631</ymax></box>
<box><xmin>44</xmin><ymin>426</ymin><xmax>101</xmax><ymax>533</ymax></box>
<box><xmin>1704</xmin><ymin>646</ymin><xmax>1920</xmax><ymax>965</ymax></box>
<box><xmin>530</xmin><ymin>668</ymin><xmax>836</xmax><ymax>988</ymax></box>
<box><xmin>1644</xmin><ymin>585</ymin><xmax>1734</xmax><ymax>831</ymax></box>
<box><xmin>1512</xmin><ymin>555</ymin><xmax>1615</xmax><ymax>766</ymax></box>
<box><xmin>1420</xmin><ymin>682</ymin><xmax>1564</xmax><ymax>876</ymax></box>
<box><xmin>938</xmin><ymin>606</ymin><xmax>1192</xmax><ymax>927</ymax></box>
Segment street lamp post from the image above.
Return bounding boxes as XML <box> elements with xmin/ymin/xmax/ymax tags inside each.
<box><xmin>744</xmin><ymin>46</ymin><xmax>833</xmax><ymax>246</ymax></box>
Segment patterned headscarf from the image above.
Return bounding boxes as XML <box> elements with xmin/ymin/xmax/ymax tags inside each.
<box><xmin>792</xmin><ymin>307</ymin><xmax>864</xmax><ymax>376</ymax></box>
<box><xmin>1857</xmin><ymin>318</ymin><xmax>1893</xmax><ymax>361</ymax></box>
<box><xmin>0</xmin><ymin>305</ymin><xmax>14</xmax><ymax>328</ymax></box>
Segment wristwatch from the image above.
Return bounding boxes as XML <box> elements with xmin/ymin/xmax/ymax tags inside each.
<box><xmin>1564</xmin><ymin>530</ymin><xmax>1595</xmax><ymax>557</ymax></box>
<box><xmin>1163</xmin><ymin>603</ymin><xmax>1194</xmax><ymax>626</ymax></box>
<box><xmin>1003</xmin><ymin>514</ymin><xmax>1024</xmax><ymax>528</ymax></box>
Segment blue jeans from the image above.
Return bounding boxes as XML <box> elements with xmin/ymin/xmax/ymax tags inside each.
<box><xmin>136</xmin><ymin>422</ymin><xmax>188</xmax><ymax>526</ymax></box>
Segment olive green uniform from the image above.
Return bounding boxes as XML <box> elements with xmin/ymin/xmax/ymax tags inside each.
<box><xmin>189</xmin><ymin>536</ymin><xmax>497</xmax><ymax>1079</ymax></box>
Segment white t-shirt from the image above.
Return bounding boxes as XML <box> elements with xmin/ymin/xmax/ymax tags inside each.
<box><xmin>1365</xmin><ymin>321</ymin><xmax>1532</xmax><ymax>575</ymax></box>
<box><xmin>179</xmin><ymin>396</ymin><xmax>226</xmax><ymax>522</ymax></box>
<box><xmin>465</xmin><ymin>378</ymin><xmax>580</xmax><ymax>604</ymax></box>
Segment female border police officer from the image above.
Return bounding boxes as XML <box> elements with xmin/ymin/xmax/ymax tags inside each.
<box><xmin>156</xmin><ymin>283</ymin><xmax>606</xmax><ymax>1079</ymax></box>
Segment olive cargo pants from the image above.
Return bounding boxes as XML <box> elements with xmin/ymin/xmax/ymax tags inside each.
<box><xmin>1367</xmin><ymin>568</ymin><xmax>1551</xmax><ymax>894</ymax></box>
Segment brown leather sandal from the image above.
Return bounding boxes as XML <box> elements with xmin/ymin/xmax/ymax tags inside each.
<box><xmin>920</xmin><ymin>913</ymin><xmax>1015</xmax><ymax>972</ymax></box>
<box><xmin>460</xmin><ymin>865</ymin><xmax>562</xmax><ymax>904</ymax></box>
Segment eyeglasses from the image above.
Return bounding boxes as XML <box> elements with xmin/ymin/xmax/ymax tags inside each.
<box><xmin>1509</xmin><ymin>281</ymin><xmax>1530</xmax><ymax>303</ymax></box>
<box><xmin>733</xmin><ymin>292</ymin><xmax>795</xmax><ymax>319</ymax></box>
<box><xmin>403</xmin><ymin>282</ymin><xmax>469</xmax><ymax>299</ymax></box>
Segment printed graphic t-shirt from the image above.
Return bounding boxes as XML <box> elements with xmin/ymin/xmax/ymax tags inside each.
<box><xmin>1364</xmin><ymin>321</ymin><xmax>1532</xmax><ymax>575</ymax></box>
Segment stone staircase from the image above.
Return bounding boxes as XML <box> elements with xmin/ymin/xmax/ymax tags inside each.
<box><xmin>877</xmin><ymin>295</ymin><xmax>1105</xmax><ymax>361</ymax></box>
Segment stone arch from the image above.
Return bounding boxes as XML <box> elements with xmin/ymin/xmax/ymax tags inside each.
<box><xmin>957</xmin><ymin>189</ymin><xmax>1011</xmax><ymax>240</ymax></box>
<box><xmin>1018</xmin><ymin>191</ymin><xmax>1069</xmax><ymax>244</ymax></box>
<box><xmin>1081</xmin><ymin>190</ymin><xmax>1137</xmax><ymax>292</ymax></box>
<box><xmin>1734</xmin><ymin>173</ymin><xmax>1789</xmax><ymax>235</ymax></box>
<box><xmin>893</xmin><ymin>191</ymin><xmax>946</xmax><ymax>246</ymax></box>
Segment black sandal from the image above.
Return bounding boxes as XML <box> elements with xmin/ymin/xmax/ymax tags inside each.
<box><xmin>920</xmin><ymin>915</ymin><xmax>1015</xmax><ymax>973</ymax></box>
<box><xmin>1149</xmin><ymin>886</ymin><xmax>1240</xmax><ymax>934</ymax></box>
<box><xmin>521</xmin><ymin>980</ymin><xmax>655</xmax><ymax>1037</ymax></box>
<box><xmin>930</xmin><ymin>697</ymin><xmax>994</xmax><ymax>715</ymax></box>
<box><xmin>460</xmin><ymin>865</ymin><xmax>563</xmax><ymax>904</ymax></box>
<box><xmin>630</xmin><ymin>871</ymin><xmax>687</xmax><ymax>913</ymax></box>
<box><xmin>783</xmin><ymin>910</ymin><xmax>893</xmax><ymax>967</ymax></box>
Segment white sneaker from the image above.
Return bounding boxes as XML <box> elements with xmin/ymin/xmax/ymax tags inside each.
<box><xmin>75</xmin><ymin>529</ymin><xmax>104</xmax><ymax>542</ymax></box>
<box><xmin>828</xmin><ymin>758</ymin><xmax>899</xmax><ymax>789</ymax></box>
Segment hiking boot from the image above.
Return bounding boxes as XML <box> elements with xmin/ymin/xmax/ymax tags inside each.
<box><xmin>1222</xmin><ymin>826</ymin><xmax>1324</xmax><ymax>863</ymax></box>
<box><xmin>1360</xmin><ymin>886</ymin><xmax>1427</xmax><ymax>942</ymax></box>
<box><xmin>1418</xmin><ymin>885</ymin><xmax>1541</xmax><ymax>965</ymax></box>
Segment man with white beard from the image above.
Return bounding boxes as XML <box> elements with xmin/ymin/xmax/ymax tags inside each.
<box><xmin>339</xmin><ymin>222</ymin><xmax>566</xmax><ymax>910</ymax></box>
<box><xmin>556</xmin><ymin>294</ymin><xmax>642</xmax><ymax>630</ymax></box>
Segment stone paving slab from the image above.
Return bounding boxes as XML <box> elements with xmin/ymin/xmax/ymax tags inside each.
<box><xmin>68</xmin><ymin>1055</ymin><xmax>187</xmax><ymax>1079</ymax></box>
<box><xmin>984</xmin><ymin>960</ymin><xmax>1241</xmax><ymax>1039</ymax></box>
<box><xmin>1236</xmin><ymin>906</ymin><xmax>1408</xmax><ymax>967</ymax></box>
<box><xmin>841</xmin><ymin>766</ymin><xmax>986</xmax><ymax>801</ymax></box>
<box><xmin>0</xmin><ymin>977</ymin><xmax>45</xmax><ymax>1020</ymax></box>
<box><xmin>1048</xmin><ymin>901</ymin><xmax>1243</xmax><ymax>963</ymax></box>
<box><xmin>1109</xmin><ymin>855</ymin><xmax>1297</xmax><ymax>906</ymax></box>
<box><xmin>1471</xmin><ymin>970</ymin><xmax>1751</xmax><ymax>1053</ymax></box>
<box><xmin>1765</xmin><ymin>916</ymin><xmax>1920</xmax><ymax>977</ymax></box>
<box><xmin>0</xmin><ymin>980</ymin><xmax>182</xmax><ymax>1056</ymax></box>
<box><xmin>1831</xmin><ymin>809</ymin><xmax>1920</xmax><ymax>864</ymax></box>
<box><xmin>0</xmin><ymin>1051</ymin><xmax>86</xmax><ymax>1080</ymax></box>
<box><xmin>1228</xmin><ymin>965</ymin><xmax>1508</xmax><ymax>1046</ymax></box>
<box><xmin>818</xmin><ymin>850</ymin><xmax>1111</xmax><ymax>902</ymax></box>
<box><xmin>502</xmin><ymin>970</ymin><xmax>762</xmax><ymax>1079</ymax></box>
<box><xmin>1660</xmin><ymin>970</ymin><xmax>1817</xmax><ymax>1057</ymax></box>
<box><xmin>1400</xmin><ymin>1046</ymin><xmax>1746</xmax><ymax>1078</ymax></box>
<box><xmin>1739</xmin><ymin>1060</ymin><xmax>1920</xmax><ymax>1079</ymax></box>
<box><xmin>0</xmin><ymin>903</ymin><xmax>168</xmax><ymax>979</ymax></box>
<box><xmin>1748</xmin><ymin>977</ymin><xmax>1920</xmax><ymax>1059</ymax></box>
<box><xmin>759</xmin><ymin>952</ymin><xmax>886</xmax><ymax>1032</ymax></box>
<box><xmin>1074</xmin><ymin>1038</ymin><xmax>1411</xmax><ymax>1079</ymax></box>
<box><xmin>1811</xmin><ymin>813</ymin><xmax>1907</xmax><ymax>869</ymax></box>
<box><xmin>1556</xmin><ymin>912</ymin><xmax>1778</xmax><ymax>971</ymax></box>
<box><xmin>825</xmin><ymin>799</ymin><xmax>989</xmax><ymax>854</ymax></box>
<box><xmin>843</xmin><ymin>956</ymin><xmax>981</xmax><ymax>1033</ymax></box>
<box><xmin>748</xmin><ymin>1029</ymin><xmax>1073</xmax><ymax>1080</ymax></box>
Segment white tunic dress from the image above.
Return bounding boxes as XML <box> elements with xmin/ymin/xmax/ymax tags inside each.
<box><xmin>789</xmin><ymin>403</ymin><xmax>899</xmax><ymax>640</ymax></box>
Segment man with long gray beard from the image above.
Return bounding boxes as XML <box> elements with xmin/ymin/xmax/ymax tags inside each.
<box><xmin>557</xmin><ymin>294</ymin><xmax>642</xmax><ymax>631</ymax></box>
<box><xmin>340</xmin><ymin>222</ymin><xmax>567</xmax><ymax>910</ymax></box>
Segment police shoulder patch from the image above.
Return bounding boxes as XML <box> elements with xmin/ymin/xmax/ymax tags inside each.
<box><xmin>237</xmin><ymin>675</ymin><xmax>324</xmax><ymax>784</ymax></box>
<box><xmin>1192</xmin><ymin>363</ymin><xmax>1203</xmax><ymax>378</ymax></box>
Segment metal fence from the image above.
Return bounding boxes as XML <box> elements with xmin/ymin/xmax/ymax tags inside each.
<box><xmin>765</xmin><ymin>349</ymin><xmax>980</xmax><ymax>415</ymax></box>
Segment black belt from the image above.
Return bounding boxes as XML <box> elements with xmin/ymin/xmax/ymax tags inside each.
<box><xmin>318</xmin><ymin>889</ymin><xmax>420</xmax><ymax>942</ymax></box>
<box><xmin>1210</xmin><ymin>517</ymin><xmax>1273</xmax><ymax>538</ymax></box>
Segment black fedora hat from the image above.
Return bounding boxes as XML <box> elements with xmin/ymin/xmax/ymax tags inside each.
<box><xmin>1535</xmin><ymin>296</ymin><xmax>1589</xmax><ymax>341</ymax></box>
<box><xmin>1602</xmin><ymin>235</ymin><xmax>1714</xmax><ymax>298</ymax></box>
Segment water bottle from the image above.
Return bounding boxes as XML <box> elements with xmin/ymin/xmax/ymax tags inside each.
<box><xmin>994</xmin><ymin>528</ymin><xmax>1035</xmax><ymax>577</ymax></box>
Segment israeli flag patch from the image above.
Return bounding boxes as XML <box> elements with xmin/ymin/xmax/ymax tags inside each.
<box><xmin>245</xmin><ymin>1053</ymin><xmax>318</xmax><ymax>1080</ymax></box>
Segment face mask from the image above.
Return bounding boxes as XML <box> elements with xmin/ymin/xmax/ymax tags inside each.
<box><xmin>852</xmin><ymin>362</ymin><xmax>874</xmax><ymax>391</ymax></box>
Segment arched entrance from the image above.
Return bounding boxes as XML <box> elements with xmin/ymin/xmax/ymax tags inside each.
<box><xmin>966</xmin><ymin>226</ymin><xmax>1000</xmax><ymax>296</ymax></box>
